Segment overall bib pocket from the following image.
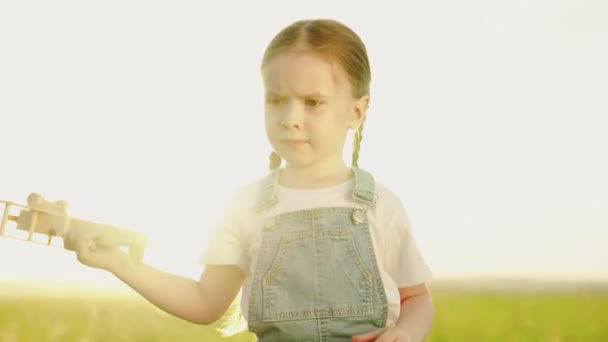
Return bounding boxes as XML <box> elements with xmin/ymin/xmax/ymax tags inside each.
<box><xmin>261</xmin><ymin>228</ymin><xmax>374</xmax><ymax>322</ymax></box>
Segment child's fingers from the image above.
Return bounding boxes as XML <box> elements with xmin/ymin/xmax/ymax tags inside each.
<box><xmin>68</xmin><ymin>230</ymin><xmax>99</xmax><ymax>254</ymax></box>
<box><xmin>373</xmin><ymin>330</ymin><xmax>400</xmax><ymax>342</ymax></box>
<box><xmin>75</xmin><ymin>237</ymin><xmax>97</xmax><ymax>264</ymax></box>
<box><xmin>352</xmin><ymin>328</ymin><xmax>387</xmax><ymax>342</ymax></box>
<box><xmin>63</xmin><ymin>230</ymin><xmax>88</xmax><ymax>251</ymax></box>
<box><xmin>369</xmin><ymin>327</ymin><xmax>413</xmax><ymax>342</ymax></box>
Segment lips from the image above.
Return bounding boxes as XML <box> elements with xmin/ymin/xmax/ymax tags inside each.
<box><xmin>281</xmin><ymin>139</ymin><xmax>308</xmax><ymax>147</ymax></box>
<box><xmin>281</xmin><ymin>138</ymin><xmax>308</xmax><ymax>143</ymax></box>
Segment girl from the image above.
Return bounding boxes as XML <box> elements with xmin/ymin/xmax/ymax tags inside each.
<box><xmin>65</xmin><ymin>18</ymin><xmax>434</xmax><ymax>341</ymax></box>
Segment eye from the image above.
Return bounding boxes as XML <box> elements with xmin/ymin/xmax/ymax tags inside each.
<box><xmin>305</xmin><ymin>99</ymin><xmax>323</xmax><ymax>107</ymax></box>
<box><xmin>265</xmin><ymin>97</ymin><xmax>284</xmax><ymax>106</ymax></box>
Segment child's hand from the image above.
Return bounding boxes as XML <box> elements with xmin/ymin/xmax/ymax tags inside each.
<box><xmin>352</xmin><ymin>326</ymin><xmax>414</xmax><ymax>342</ymax></box>
<box><xmin>65</xmin><ymin>231</ymin><xmax>129</xmax><ymax>273</ymax></box>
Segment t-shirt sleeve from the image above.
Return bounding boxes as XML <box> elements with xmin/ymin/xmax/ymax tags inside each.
<box><xmin>198</xmin><ymin>199</ymin><xmax>249</xmax><ymax>272</ymax></box>
<box><xmin>383</xmin><ymin>198</ymin><xmax>433</xmax><ymax>287</ymax></box>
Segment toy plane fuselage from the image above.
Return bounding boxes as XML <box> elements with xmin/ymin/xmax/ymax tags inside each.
<box><xmin>0</xmin><ymin>194</ymin><xmax>147</xmax><ymax>261</ymax></box>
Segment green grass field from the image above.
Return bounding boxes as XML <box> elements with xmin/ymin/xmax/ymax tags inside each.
<box><xmin>1</xmin><ymin>290</ymin><xmax>607</xmax><ymax>341</ymax></box>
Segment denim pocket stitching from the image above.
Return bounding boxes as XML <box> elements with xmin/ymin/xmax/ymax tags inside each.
<box><xmin>261</xmin><ymin>229</ymin><xmax>375</xmax><ymax>322</ymax></box>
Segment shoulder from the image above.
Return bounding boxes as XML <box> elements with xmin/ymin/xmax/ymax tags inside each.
<box><xmin>223</xmin><ymin>172</ymin><xmax>272</xmax><ymax>214</ymax></box>
<box><xmin>354</xmin><ymin>167</ymin><xmax>404</xmax><ymax>209</ymax></box>
<box><xmin>367</xmin><ymin>175</ymin><xmax>412</xmax><ymax>231</ymax></box>
<box><xmin>360</xmin><ymin>168</ymin><xmax>407</xmax><ymax>216</ymax></box>
<box><xmin>374</xmin><ymin>181</ymin><xmax>405</xmax><ymax>209</ymax></box>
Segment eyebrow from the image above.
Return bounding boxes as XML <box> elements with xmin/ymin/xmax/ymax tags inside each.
<box><xmin>265</xmin><ymin>91</ymin><xmax>329</xmax><ymax>99</ymax></box>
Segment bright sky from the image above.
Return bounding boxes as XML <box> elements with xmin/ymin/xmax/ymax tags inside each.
<box><xmin>1</xmin><ymin>1</ymin><xmax>607</xmax><ymax>290</ymax></box>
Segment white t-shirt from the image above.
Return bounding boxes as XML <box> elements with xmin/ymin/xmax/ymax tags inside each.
<box><xmin>199</xmin><ymin>173</ymin><xmax>432</xmax><ymax>326</ymax></box>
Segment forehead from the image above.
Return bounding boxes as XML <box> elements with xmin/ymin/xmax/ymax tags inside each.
<box><xmin>262</xmin><ymin>52</ymin><xmax>349</xmax><ymax>97</ymax></box>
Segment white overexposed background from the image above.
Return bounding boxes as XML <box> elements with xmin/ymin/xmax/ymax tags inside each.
<box><xmin>0</xmin><ymin>0</ymin><xmax>606</xmax><ymax>293</ymax></box>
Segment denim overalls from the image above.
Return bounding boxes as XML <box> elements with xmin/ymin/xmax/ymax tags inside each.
<box><xmin>247</xmin><ymin>167</ymin><xmax>388</xmax><ymax>341</ymax></box>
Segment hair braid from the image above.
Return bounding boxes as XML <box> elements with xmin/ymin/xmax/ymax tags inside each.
<box><xmin>269</xmin><ymin>151</ymin><xmax>282</xmax><ymax>170</ymax></box>
<box><xmin>351</xmin><ymin>120</ymin><xmax>365</xmax><ymax>168</ymax></box>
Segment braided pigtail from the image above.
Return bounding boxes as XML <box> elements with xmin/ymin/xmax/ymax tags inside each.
<box><xmin>351</xmin><ymin>120</ymin><xmax>365</xmax><ymax>168</ymax></box>
<box><xmin>269</xmin><ymin>151</ymin><xmax>282</xmax><ymax>170</ymax></box>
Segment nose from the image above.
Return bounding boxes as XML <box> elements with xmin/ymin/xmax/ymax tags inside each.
<box><xmin>280</xmin><ymin>103</ymin><xmax>303</xmax><ymax>129</ymax></box>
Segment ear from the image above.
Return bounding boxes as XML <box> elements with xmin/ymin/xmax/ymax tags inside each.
<box><xmin>349</xmin><ymin>95</ymin><xmax>370</xmax><ymax>130</ymax></box>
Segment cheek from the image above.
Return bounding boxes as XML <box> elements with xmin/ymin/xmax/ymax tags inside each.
<box><xmin>264</xmin><ymin>110</ymin><xmax>276</xmax><ymax>125</ymax></box>
<box><xmin>312</xmin><ymin>117</ymin><xmax>346</xmax><ymax>140</ymax></box>
<box><xmin>264</xmin><ymin>113</ymin><xmax>275</xmax><ymax>136</ymax></box>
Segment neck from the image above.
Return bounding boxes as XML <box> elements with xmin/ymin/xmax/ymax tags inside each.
<box><xmin>279</xmin><ymin>159</ymin><xmax>352</xmax><ymax>189</ymax></box>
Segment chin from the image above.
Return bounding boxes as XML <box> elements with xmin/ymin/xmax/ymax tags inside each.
<box><xmin>281</xmin><ymin>158</ymin><xmax>314</xmax><ymax>168</ymax></box>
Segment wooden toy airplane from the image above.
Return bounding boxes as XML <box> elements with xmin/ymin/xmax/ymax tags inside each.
<box><xmin>0</xmin><ymin>193</ymin><xmax>147</xmax><ymax>262</ymax></box>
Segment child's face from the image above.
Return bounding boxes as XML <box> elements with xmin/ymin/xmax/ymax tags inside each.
<box><xmin>262</xmin><ymin>52</ymin><xmax>367</xmax><ymax>170</ymax></box>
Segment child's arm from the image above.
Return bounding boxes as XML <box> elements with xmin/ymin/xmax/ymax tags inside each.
<box><xmin>394</xmin><ymin>283</ymin><xmax>434</xmax><ymax>341</ymax></box>
<box><xmin>65</xmin><ymin>225</ymin><xmax>245</xmax><ymax>325</ymax></box>
<box><xmin>19</xmin><ymin>193</ymin><xmax>246</xmax><ymax>325</ymax></box>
